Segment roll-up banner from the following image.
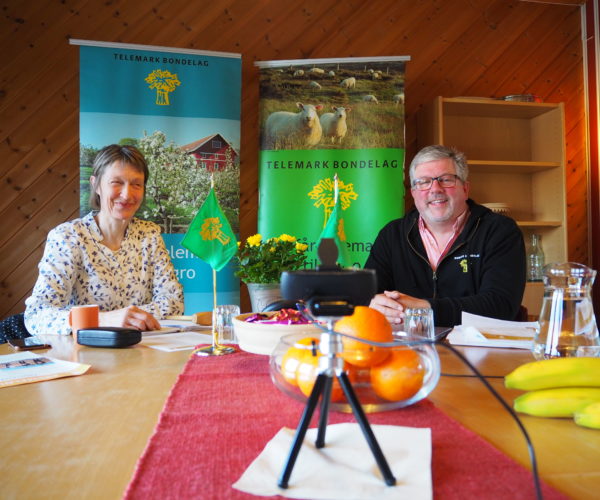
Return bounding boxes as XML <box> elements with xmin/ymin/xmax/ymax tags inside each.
<box><xmin>254</xmin><ymin>56</ymin><xmax>409</xmax><ymax>269</ymax></box>
<box><xmin>71</xmin><ymin>39</ymin><xmax>241</xmax><ymax>313</ymax></box>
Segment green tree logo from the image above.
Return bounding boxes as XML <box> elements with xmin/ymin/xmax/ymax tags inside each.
<box><xmin>145</xmin><ymin>69</ymin><xmax>181</xmax><ymax>105</ymax></box>
<box><xmin>308</xmin><ymin>177</ymin><xmax>358</xmax><ymax>228</ymax></box>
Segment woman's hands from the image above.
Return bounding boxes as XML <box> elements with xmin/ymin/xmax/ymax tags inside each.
<box><xmin>99</xmin><ymin>305</ymin><xmax>161</xmax><ymax>331</ymax></box>
<box><xmin>369</xmin><ymin>290</ymin><xmax>431</xmax><ymax>324</ymax></box>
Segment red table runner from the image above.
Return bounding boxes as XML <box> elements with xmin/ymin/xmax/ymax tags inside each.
<box><xmin>124</xmin><ymin>351</ymin><xmax>567</xmax><ymax>500</ymax></box>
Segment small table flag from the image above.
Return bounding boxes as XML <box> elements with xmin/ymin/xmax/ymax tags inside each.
<box><xmin>181</xmin><ymin>188</ymin><xmax>237</xmax><ymax>271</ymax></box>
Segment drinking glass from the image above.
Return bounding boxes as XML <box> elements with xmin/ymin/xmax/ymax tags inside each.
<box><xmin>404</xmin><ymin>307</ymin><xmax>435</xmax><ymax>341</ymax></box>
<box><xmin>213</xmin><ymin>304</ymin><xmax>241</xmax><ymax>344</ymax></box>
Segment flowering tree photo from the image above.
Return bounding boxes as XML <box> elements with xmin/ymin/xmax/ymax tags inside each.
<box><xmin>138</xmin><ymin>130</ymin><xmax>240</xmax><ymax>234</ymax></box>
<box><xmin>79</xmin><ymin>131</ymin><xmax>240</xmax><ymax>234</ymax></box>
<box><xmin>138</xmin><ymin>131</ymin><xmax>207</xmax><ymax>232</ymax></box>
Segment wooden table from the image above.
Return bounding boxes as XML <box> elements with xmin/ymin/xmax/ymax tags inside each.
<box><xmin>1</xmin><ymin>336</ymin><xmax>598</xmax><ymax>499</ymax></box>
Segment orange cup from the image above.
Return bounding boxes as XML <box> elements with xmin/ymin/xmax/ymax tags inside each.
<box><xmin>69</xmin><ymin>305</ymin><xmax>99</xmax><ymax>339</ymax></box>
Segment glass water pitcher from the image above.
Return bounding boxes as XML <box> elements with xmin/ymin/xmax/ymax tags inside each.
<box><xmin>533</xmin><ymin>262</ymin><xmax>600</xmax><ymax>359</ymax></box>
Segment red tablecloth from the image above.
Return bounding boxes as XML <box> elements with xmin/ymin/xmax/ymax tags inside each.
<box><xmin>124</xmin><ymin>351</ymin><xmax>566</xmax><ymax>500</ymax></box>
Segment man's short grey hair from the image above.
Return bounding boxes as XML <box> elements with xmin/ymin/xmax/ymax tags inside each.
<box><xmin>409</xmin><ymin>145</ymin><xmax>468</xmax><ymax>184</ymax></box>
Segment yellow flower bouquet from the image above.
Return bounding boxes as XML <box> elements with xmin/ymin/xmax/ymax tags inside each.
<box><xmin>235</xmin><ymin>233</ymin><xmax>309</xmax><ymax>284</ymax></box>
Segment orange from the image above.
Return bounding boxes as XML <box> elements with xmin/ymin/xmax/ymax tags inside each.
<box><xmin>296</xmin><ymin>349</ymin><xmax>357</xmax><ymax>402</ymax></box>
<box><xmin>336</xmin><ymin>306</ymin><xmax>394</xmax><ymax>367</ymax></box>
<box><xmin>370</xmin><ymin>348</ymin><xmax>425</xmax><ymax>401</ymax></box>
<box><xmin>296</xmin><ymin>349</ymin><xmax>321</xmax><ymax>396</ymax></box>
<box><xmin>281</xmin><ymin>337</ymin><xmax>320</xmax><ymax>386</ymax></box>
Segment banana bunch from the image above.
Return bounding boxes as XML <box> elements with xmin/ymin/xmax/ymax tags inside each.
<box><xmin>504</xmin><ymin>357</ymin><xmax>600</xmax><ymax>429</ymax></box>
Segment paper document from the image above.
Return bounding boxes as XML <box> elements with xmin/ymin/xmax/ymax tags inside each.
<box><xmin>143</xmin><ymin>319</ymin><xmax>212</xmax><ymax>336</ymax></box>
<box><xmin>141</xmin><ymin>331</ymin><xmax>216</xmax><ymax>351</ymax></box>
<box><xmin>0</xmin><ymin>352</ymin><xmax>90</xmax><ymax>388</ymax></box>
<box><xmin>447</xmin><ymin>312</ymin><xmax>538</xmax><ymax>349</ymax></box>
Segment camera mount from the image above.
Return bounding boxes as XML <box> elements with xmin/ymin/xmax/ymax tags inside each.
<box><xmin>277</xmin><ymin>239</ymin><xmax>396</xmax><ymax>488</ymax></box>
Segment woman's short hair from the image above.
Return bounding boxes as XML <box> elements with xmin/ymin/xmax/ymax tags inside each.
<box><xmin>408</xmin><ymin>145</ymin><xmax>468</xmax><ymax>184</ymax></box>
<box><xmin>89</xmin><ymin>144</ymin><xmax>149</xmax><ymax>210</ymax></box>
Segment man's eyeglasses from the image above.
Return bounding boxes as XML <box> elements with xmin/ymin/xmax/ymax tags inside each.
<box><xmin>411</xmin><ymin>174</ymin><xmax>460</xmax><ymax>191</ymax></box>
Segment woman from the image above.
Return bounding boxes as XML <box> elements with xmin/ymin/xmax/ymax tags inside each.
<box><xmin>24</xmin><ymin>144</ymin><xmax>184</xmax><ymax>335</ymax></box>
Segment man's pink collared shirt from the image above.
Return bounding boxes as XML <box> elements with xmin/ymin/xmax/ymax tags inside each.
<box><xmin>418</xmin><ymin>209</ymin><xmax>469</xmax><ymax>270</ymax></box>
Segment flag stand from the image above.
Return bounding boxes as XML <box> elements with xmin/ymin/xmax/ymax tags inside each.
<box><xmin>186</xmin><ymin>173</ymin><xmax>236</xmax><ymax>357</ymax></box>
<box><xmin>195</xmin><ymin>270</ymin><xmax>236</xmax><ymax>357</ymax></box>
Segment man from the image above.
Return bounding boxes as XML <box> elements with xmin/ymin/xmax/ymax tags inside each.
<box><xmin>365</xmin><ymin>145</ymin><xmax>526</xmax><ymax>327</ymax></box>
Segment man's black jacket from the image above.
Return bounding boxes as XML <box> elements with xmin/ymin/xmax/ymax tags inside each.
<box><xmin>364</xmin><ymin>199</ymin><xmax>526</xmax><ymax>327</ymax></box>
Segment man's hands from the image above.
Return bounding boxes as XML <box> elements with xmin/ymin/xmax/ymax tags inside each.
<box><xmin>99</xmin><ymin>305</ymin><xmax>161</xmax><ymax>331</ymax></box>
<box><xmin>369</xmin><ymin>290</ymin><xmax>431</xmax><ymax>324</ymax></box>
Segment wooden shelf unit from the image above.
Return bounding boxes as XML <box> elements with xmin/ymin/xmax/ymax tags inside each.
<box><xmin>417</xmin><ymin>97</ymin><xmax>568</xmax><ymax>315</ymax></box>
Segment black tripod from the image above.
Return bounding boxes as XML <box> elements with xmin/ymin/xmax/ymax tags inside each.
<box><xmin>278</xmin><ymin>324</ymin><xmax>396</xmax><ymax>489</ymax></box>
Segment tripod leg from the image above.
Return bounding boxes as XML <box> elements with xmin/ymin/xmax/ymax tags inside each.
<box><xmin>278</xmin><ymin>372</ymin><xmax>326</xmax><ymax>489</ymax></box>
<box><xmin>338</xmin><ymin>372</ymin><xmax>397</xmax><ymax>486</ymax></box>
<box><xmin>316</xmin><ymin>374</ymin><xmax>333</xmax><ymax>448</ymax></box>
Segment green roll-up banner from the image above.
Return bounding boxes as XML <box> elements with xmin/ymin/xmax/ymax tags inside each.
<box><xmin>255</xmin><ymin>56</ymin><xmax>409</xmax><ymax>269</ymax></box>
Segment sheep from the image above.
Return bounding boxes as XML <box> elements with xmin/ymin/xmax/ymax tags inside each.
<box><xmin>393</xmin><ymin>94</ymin><xmax>404</xmax><ymax>106</ymax></box>
<box><xmin>340</xmin><ymin>77</ymin><xmax>356</xmax><ymax>89</ymax></box>
<box><xmin>371</xmin><ymin>70</ymin><xmax>382</xmax><ymax>80</ymax></box>
<box><xmin>293</xmin><ymin>69</ymin><xmax>304</xmax><ymax>77</ymax></box>
<box><xmin>362</xmin><ymin>94</ymin><xmax>379</xmax><ymax>104</ymax></box>
<box><xmin>320</xmin><ymin>106</ymin><xmax>351</xmax><ymax>144</ymax></box>
<box><xmin>264</xmin><ymin>102</ymin><xmax>323</xmax><ymax>149</ymax></box>
<box><xmin>309</xmin><ymin>81</ymin><xmax>322</xmax><ymax>90</ymax></box>
<box><xmin>309</xmin><ymin>67</ymin><xmax>325</xmax><ymax>75</ymax></box>
<box><xmin>328</xmin><ymin>70</ymin><xmax>335</xmax><ymax>78</ymax></box>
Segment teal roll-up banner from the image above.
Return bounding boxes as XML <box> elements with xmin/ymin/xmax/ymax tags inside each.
<box><xmin>255</xmin><ymin>56</ymin><xmax>408</xmax><ymax>269</ymax></box>
<box><xmin>72</xmin><ymin>40</ymin><xmax>241</xmax><ymax>313</ymax></box>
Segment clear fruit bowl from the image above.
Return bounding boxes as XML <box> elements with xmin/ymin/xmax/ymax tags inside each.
<box><xmin>269</xmin><ymin>332</ymin><xmax>441</xmax><ymax>413</ymax></box>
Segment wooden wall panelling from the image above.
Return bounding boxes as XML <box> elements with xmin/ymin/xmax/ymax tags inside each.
<box><xmin>0</xmin><ymin>142</ymin><xmax>79</xmax><ymax>249</ymax></box>
<box><xmin>559</xmin><ymin>52</ymin><xmax>587</xmax><ymax>249</ymax></box>
<box><xmin>0</xmin><ymin>174</ymin><xmax>80</xmax><ymax>316</ymax></box>
<box><xmin>2</xmin><ymin>247</ymin><xmax>44</xmax><ymax>318</ymax></box>
<box><xmin>402</xmin><ymin>2</ymin><xmax>553</xmax><ymax>174</ymax></box>
<box><xmin>0</xmin><ymin>77</ymin><xmax>78</xmax><ymax>213</ymax></box>
<box><xmin>420</xmin><ymin>4</ymin><xmax>541</xmax><ymax>97</ymax></box>
<box><xmin>2</xmin><ymin>5</ymin><xmax>91</xmax><ymax>101</ymax></box>
<box><xmin>465</xmin><ymin>7</ymin><xmax>574</xmax><ymax>95</ymax></box>
<box><xmin>121</xmin><ymin>2</ymin><xmax>217</xmax><ymax>47</ymax></box>
<box><xmin>445</xmin><ymin>6</ymin><xmax>573</xmax><ymax>100</ymax></box>
<box><xmin>0</xmin><ymin>0</ymin><xmax>589</xmax><ymax>320</ymax></box>
<box><xmin>0</xmin><ymin>150</ymin><xmax>80</xmax><ymax>273</ymax></box>
<box><xmin>386</xmin><ymin>2</ymin><xmax>479</xmax><ymax>82</ymax></box>
<box><xmin>565</xmin><ymin>138</ymin><xmax>589</xmax><ymax>262</ymax></box>
<box><xmin>0</xmin><ymin>0</ymin><xmax>75</xmax><ymax>53</ymax></box>
<box><xmin>490</xmin><ymin>7</ymin><xmax>581</xmax><ymax>96</ymax></box>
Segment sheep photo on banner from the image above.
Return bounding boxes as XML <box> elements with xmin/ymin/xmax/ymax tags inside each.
<box><xmin>255</xmin><ymin>56</ymin><xmax>409</xmax><ymax>269</ymax></box>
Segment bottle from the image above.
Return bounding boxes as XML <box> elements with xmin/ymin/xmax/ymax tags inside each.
<box><xmin>527</xmin><ymin>234</ymin><xmax>544</xmax><ymax>282</ymax></box>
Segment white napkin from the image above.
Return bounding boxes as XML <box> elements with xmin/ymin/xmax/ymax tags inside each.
<box><xmin>233</xmin><ymin>423</ymin><xmax>432</xmax><ymax>500</ymax></box>
<box><xmin>447</xmin><ymin>312</ymin><xmax>537</xmax><ymax>349</ymax></box>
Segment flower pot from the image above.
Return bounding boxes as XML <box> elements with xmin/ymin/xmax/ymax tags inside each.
<box><xmin>246</xmin><ymin>282</ymin><xmax>282</xmax><ymax>312</ymax></box>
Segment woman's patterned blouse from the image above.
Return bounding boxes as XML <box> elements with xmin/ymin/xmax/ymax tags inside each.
<box><xmin>24</xmin><ymin>213</ymin><xmax>184</xmax><ymax>335</ymax></box>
